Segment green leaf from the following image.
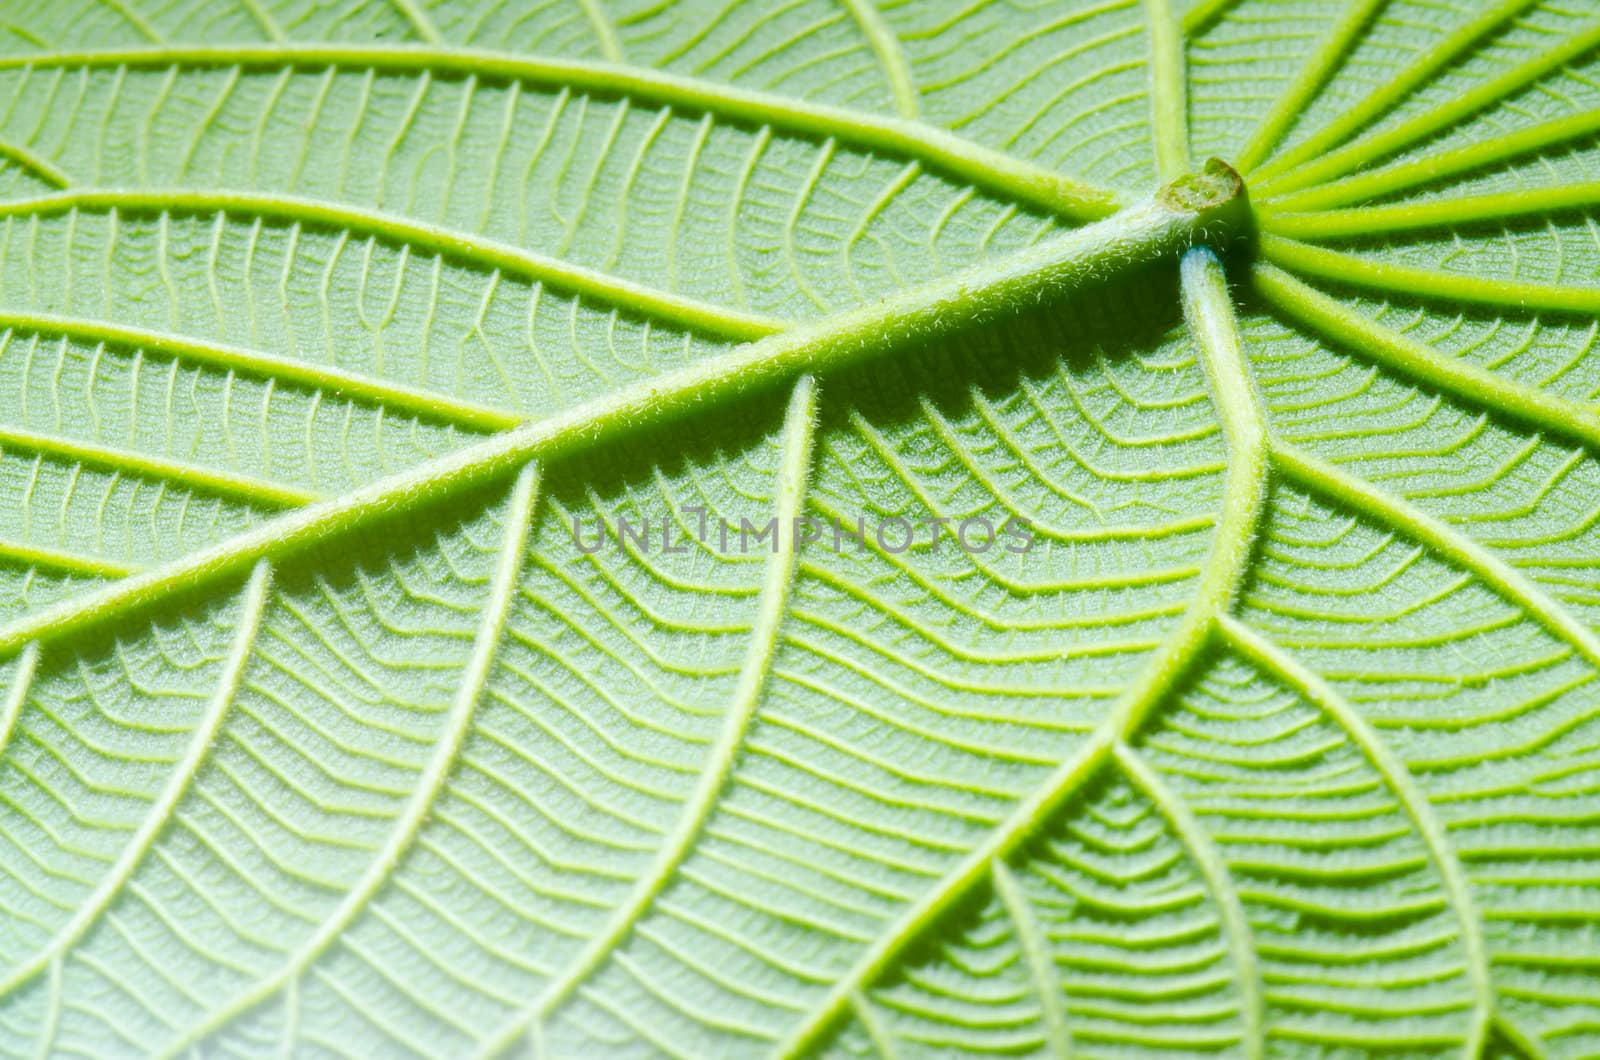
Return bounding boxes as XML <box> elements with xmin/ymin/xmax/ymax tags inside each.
<box><xmin>0</xmin><ymin>1</ymin><xmax>1596</xmax><ymax>1057</ymax></box>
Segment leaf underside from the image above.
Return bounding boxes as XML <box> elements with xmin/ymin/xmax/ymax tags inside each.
<box><xmin>0</xmin><ymin>0</ymin><xmax>1596</xmax><ymax>1057</ymax></box>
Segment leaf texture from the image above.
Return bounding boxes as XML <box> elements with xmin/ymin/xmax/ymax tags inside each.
<box><xmin>0</xmin><ymin>0</ymin><xmax>1597</xmax><ymax>1057</ymax></box>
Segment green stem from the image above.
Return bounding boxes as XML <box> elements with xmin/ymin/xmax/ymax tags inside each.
<box><xmin>0</xmin><ymin>174</ymin><xmax>1247</xmax><ymax>659</ymax></box>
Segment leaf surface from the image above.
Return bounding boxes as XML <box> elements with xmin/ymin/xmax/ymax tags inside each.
<box><xmin>0</xmin><ymin>1</ymin><xmax>1597</xmax><ymax>1057</ymax></box>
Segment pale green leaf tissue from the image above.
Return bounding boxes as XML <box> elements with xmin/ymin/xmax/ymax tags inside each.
<box><xmin>0</xmin><ymin>0</ymin><xmax>1595</xmax><ymax>1056</ymax></box>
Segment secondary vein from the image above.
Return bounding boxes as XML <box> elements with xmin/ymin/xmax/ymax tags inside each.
<box><xmin>1217</xmin><ymin>614</ymin><xmax>1493</xmax><ymax>1059</ymax></box>
<box><xmin>1268</xmin><ymin>441</ymin><xmax>1600</xmax><ymax>673</ymax></box>
<box><xmin>0</xmin><ymin>561</ymin><xmax>270</xmax><ymax>1000</ymax></box>
<box><xmin>768</xmin><ymin>243</ymin><xmax>1268</xmax><ymax>1060</ymax></box>
<box><xmin>480</xmin><ymin>377</ymin><xmax>817</xmax><ymax>1058</ymax></box>
<box><xmin>1253</xmin><ymin>262</ymin><xmax>1600</xmax><ymax>452</ymax></box>
<box><xmin>0</xmin><ymin>44</ymin><xmax>1121</xmax><ymax>223</ymax></box>
<box><xmin>0</xmin><ymin>309</ymin><xmax>520</xmax><ymax>432</ymax></box>
<box><xmin>157</xmin><ymin>465</ymin><xmax>540</xmax><ymax>1058</ymax></box>
<box><xmin>1260</xmin><ymin>183</ymin><xmax>1600</xmax><ymax>238</ymax></box>
<box><xmin>1113</xmin><ymin>740</ymin><xmax>1263</xmax><ymax>1060</ymax></box>
<box><xmin>0</xmin><ymin>188</ymin><xmax>784</xmax><ymax>343</ymax></box>
<box><xmin>1259</xmin><ymin>234</ymin><xmax>1600</xmax><ymax>317</ymax></box>
<box><xmin>1248</xmin><ymin>0</ymin><xmax>1542</xmax><ymax>186</ymax></box>
<box><xmin>841</xmin><ymin>0</ymin><xmax>919</xmax><ymax>120</ymax></box>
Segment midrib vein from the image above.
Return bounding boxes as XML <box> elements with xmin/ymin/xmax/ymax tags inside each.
<box><xmin>158</xmin><ymin>463</ymin><xmax>540</xmax><ymax>1058</ymax></box>
<box><xmin>1217</xmin><ymin>614</ymin><xmax>1494</xmax><ymax>1059</ymax></box>
<box><xmin>0</xmin><ymin>44</ymin><xmax>1119</xmax><ymax>222</ymax></box>
<box><xmin>478</xmin><ymin>376</ymin><xmax>817</xmax><ymax>1059</ymax></box>
<box><xmin>769</xmin><ymin>245</ymin><xmax>1269</xmax><ymax>1060</ymax></box>
<box><xmin>0</xmin><ymin>189</ymin><xmax>784</xmax><ymax>343</ymax></box>
<box><xmin>0</xmin><ymin>561</ymin><xmax>270</xmax><ymax>999</ymax></box>
<box><xmin>0</xmin><ymin>185</ymin><xmax>1234</xmax><ymax>660</ymax></box>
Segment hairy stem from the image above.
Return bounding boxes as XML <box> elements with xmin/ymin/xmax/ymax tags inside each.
<box><xmin>0</xmin><ymin>168</ymin><xmax>1248</xmax><ymax>658</ymax></box>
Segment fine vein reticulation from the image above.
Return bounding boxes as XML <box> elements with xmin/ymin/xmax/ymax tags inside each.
<box><xmin>0</xmin><ymin>1</ymin><xmax>1597</xmax><ymax>1058</ymax></box>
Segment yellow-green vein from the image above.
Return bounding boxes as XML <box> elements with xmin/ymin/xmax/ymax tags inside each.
<box><xmin>1253</xmin><ymin>263</ymin><xmax>1600</xmax><ymax>452</ymax></box>
<box><xmin>237</xmin><ymin>0</ymin><xmax>285</xmax><ymax>42</ymax></box>
<box><xmin>576</xmin><ymin>0</ymin><xmax>623</xmax><ymax>62</ymax></box>
<box><xmin>1180</xmin><ymin>0</ymin><xmax>1242</xmax><ymax>36</ymax></box>
<box><xmin>1260</xmin><ymin>183</ymin><xmax>1600</xmax><ymax>238</ymax></box>
<box><xmin>1258</xmin><ymin>19</ymin><xmax>1600</xmax><ymax>198</ymax></box>
<box><xmin>0</xmin><ymin>189</ymin><xmax>785</xmax><ymax>342</ymax></box>
<box><xmin>0</xmin><ymin>183</ymin><xmax>1239</xmax><ymax>660</ymax></box>
<box><xmin>1233</xmin><ymin>0</ymin><xmax>1384</xmax><ymax>173</ymax></box>
<box><xmin>841</xmin><ymin>0</ymin><xmax>919</xmax><ymax>119</ymax></box>
<box><xmin>480</xmin><ymin>375</ymin><xmax>817</xmax><ymax>1058</ymax></box>
<box><xmin>390</xmin><ymin>0</ymin><xmax>443</xmax><ymax>44</ymax></box>
<box><xmin>1143</xmin><ymin>0</ymin><xmax>1189</xmax><ymax>181</ymax></box>
<box><xmin>0</xmin><ymin>138</ymin><xmax>71</xmax><ymax>189</ymax></box>
<box><xmin>1113</xmin><ymin>739</ymin><xmax>1262</xmax><ymax>1060</ymax></box>
<box><xmin>768</xmin><ymin>244</ymin><xmax>1269</xmax><ymax>1060</ymax></box>
<box><xmin>0</xmin><ymin>44</ymin><xmax>1120</xmax><ymax>222</ymax></box>
<box><xmin>849</xmin><ymin>990</ymin><xmax>899</xmax><ymax>1059</ymax></box>
<box><xmin>0</xmin><ymin>310</ymin><xmax>519</xmax><ymax>432</ymax></box>
<box><xmin>1217</xmin><ymin>613</ymin><xmax>1493</xmax><ymax>1059</ymax></box>
<box><xmin>0</xmin><ymin>641</ymin><xmax>39</xmax><ymax>761</ymax></box>
<box><xmin>1259</xmin><ymin>234</ymin><xmax>1600</xmax><ymax>317</ymax></box>
<box><xmin>0</xmin><ymin>422</ymin><xmax>318</xmax><ymax>509</ymax></box>
<box><xmin>97</xmin><ymin>0</ymin><xmax>161</xmax><ymax>43</ymax></box>
<box><xmin>1263</xmin><ymin>107</ymin><xmax>1600</xmax><ymax>214</ymax></box>
<box><xmin>0</xmin><ymin>540</ymin><xmax>134</xmax><ymax>580</ymax></box>
<box><xmin>991</xmin><ymin>858</ymin><xmax>1072</xmax><ymax>1060</ymax></box>
<box><xmin>1249</xmin><ymin>0</ymin><xmax>1543</xmax><ymax>185</ymax></box>
<box><xmin>1269</xmin><ymin>442</ymin><xmax>1600</xmax><ymax>672</ymax></box>
<box><xmin>156</xmin><ymin>462</ymin><xmax>540</xmax><ymax>1058</ymax></box>
<box><xmin>0</xmin><ymin>560</ymin><xmax>270</xmax><ymax>999</ymax></box>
